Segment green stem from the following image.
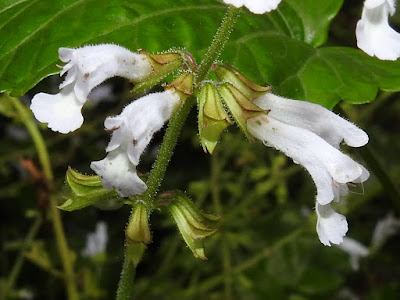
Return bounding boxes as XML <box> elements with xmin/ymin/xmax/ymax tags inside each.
<box><xmin>141</xmin><ymin>95</ymin><xmax>196</xmax><ymax>207</ymax></box>
<box><xmin>8</xmin><ymin>95</ymin><xmax>78</xmax><ymax>300</ymax></box>
<box><xmin>116</xmin><ymin>7</ymin><xmax>241</xmax><ymax>300</ymax></box>
<box><xmin>4</xmin><ymin>214</ymin><xmax>42</xmax><ymax>299</ymax></box>
<box><xmin>116</xmin><ymin>258</ymin><xmax>136</xmax><ymax>300</ymax></box>
<box><xmin>196</xmin><ymin>7</ymin><xmax>240</xmax><ymax>84</ymax></box>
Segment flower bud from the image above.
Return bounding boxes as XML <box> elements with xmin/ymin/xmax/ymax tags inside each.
<box><xmin>214</xmin><ymin>64</ymin><xmax>270</xmax><ymax>100</ymax></box>
<box><xmin>198</xmin><ymin>83</ymin><xmax>231</xmax><ymax>154</ymax></box>
<box><xmin>169</xmin><ymin>192</ymin><xmax>220</xmax><ymax>259</ymax></box>
<box><xmin>218</xmin><ymin>82</ymin><xmax>267</xmax><ymax>141</ymax></box>
<box><xmin>132</xmin><ymin>50</ymin><xmax>183</xmax><ymax>93</ymax></box>
<box><xmin>126</xmin><ymin>201</ymin><xmax>151</xmax><ymax>245</ymax></box>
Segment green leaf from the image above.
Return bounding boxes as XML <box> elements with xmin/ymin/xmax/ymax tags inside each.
<box><xmin>283</xmin><ymin>0</ymin><xmax>344</xmax><ymax>47</ymax></box>
<box><xmin>0</xmin><ymin>0</ymin><xmax>342</xmax><ymax>96</ymax></box>
<box><xmin>227</xmin><ymin>34</ymin><xmax>400</xmax><ymax>108</ymax></box>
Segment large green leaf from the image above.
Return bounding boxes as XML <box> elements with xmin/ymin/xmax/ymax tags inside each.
<box><xmin>226</xmin><ymin>34</ymin><xmax>400</xmax><ymax>108</ymax></box>
<box><xmin>0</xmin><ymin>0</ymin><xmax>342</xmax><ymax>96</ymax></box>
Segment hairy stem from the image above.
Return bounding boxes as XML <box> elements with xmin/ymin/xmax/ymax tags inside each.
<box><xmin>116</xmin><ymin>6</ymin><xmax>241</xmax><ymax>300</ymax></box>
<box><xmin>8</xmin><ymin>95</ymin><xmax>78</xmax><ymax>300</ymax></box>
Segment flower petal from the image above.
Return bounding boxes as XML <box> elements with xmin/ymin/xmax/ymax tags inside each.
<box><xmin>316</xmin><ymin>203</ymin><xmax>348</xmax><ymax>246</ymax></box>
<box><xmin>90</xmin><ymin>149</ymin><xmax>147</xmax><ymax>197</ymax></box>
<box><xmin>30</xmin><ymin>86</ymin><xmax>84</xmax><ymax>133</ymax></box>
<box><xmin>254</xmin><ymin>93</ymin><xmax>369</xmax><ymax>148</ymax></box>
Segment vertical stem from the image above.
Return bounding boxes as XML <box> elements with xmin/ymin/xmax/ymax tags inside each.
<box><xmin>196</xmin><ymin>7</ymin><xmax>240</xmax><ymax>83</ymax></box>
<box><xmin>116</xmin><ymin>6</ymin><xmax>241</xmax><ymax>300</ymax></box>
<box><xmin>116</xmin><ymin>258</ymin><xmax>136</xmax><ymax>300</ymax></box>
<box><xmin>8</xmin><ymin>95</ymin><xmax>78</xmax><ymax>300</ymax></box>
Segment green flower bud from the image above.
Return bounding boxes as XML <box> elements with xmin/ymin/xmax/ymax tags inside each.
<box><xmin>198</xmin><ymin>83</ymin><xmax>232</xmax><ymax>154</ymax></box>
<box><xmin>169</xmin><ymin>192</ymin><xmax>220</xmax><ymax>259</ymax></box>
<box><xmin>126</xmin><ymin>201</ymin><xmax>151</xmax><ymax>245</ymax></box>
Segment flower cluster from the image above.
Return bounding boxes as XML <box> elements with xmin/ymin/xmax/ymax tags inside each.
<box><xmin>29</xmin><ymin>5</ymin><xmax>373</xmax><ymax>247</ymax></box>
<box><xmin>30</xmin><ymin>44</ymin><xmax>183</xmax><ymax>198</ymax></box>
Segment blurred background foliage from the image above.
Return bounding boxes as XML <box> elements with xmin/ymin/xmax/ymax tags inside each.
<box><xmin>1</xmin><ymin>0</ymin><xmax>400</xmax><ymax>299</ymax></box>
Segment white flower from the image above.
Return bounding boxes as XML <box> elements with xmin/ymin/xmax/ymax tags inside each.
<box><xmin>356</xmin><ymin>0</ymin><xmax>400</xmax><ymax>60</ymax></box>
<box><xmin>223</xmin><ymin>0</ymin><xmax>282</xmax><ymax>14</ymax></box>
<box><xmin>371</xmin><ymin>212</ymin><xmax>400</xmax><ymax>249</ymax></box>
<box><xmin>247</xmin><ymin>93</ymin><xmax>370</xmax><ymax>245</ymax></box>
<box><xmin>337</xmin><ymin>237</ymin><xmax>369</xmax><ymax>270</ymax></box>
<box><xmin>30</xmin><ymin>44</ymin><xmax>152</xmax><ymax>133</ymax></box>
<box><xmin>90</xmin><ymin>90</ymin><xmax>181</xmax><ymax>197</ymax></box>
<box><xmin>82</xmin><ymin>221</ymin><xmax>108</xmax><ymax>257</ymax></box>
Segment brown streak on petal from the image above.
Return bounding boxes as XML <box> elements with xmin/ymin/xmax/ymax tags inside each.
<box><xmin>105</xmin><ymin>126</ymin><xmax>120</xmax><ymax>132</ymax></box>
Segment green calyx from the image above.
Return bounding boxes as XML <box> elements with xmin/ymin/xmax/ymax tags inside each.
<box><xmin>169</xmin><ymin>192</ymin><xmax>220</xmax><ymax>260</ymax></box>
<box><xmin>60</xmin><ymin>167</ymin><xmax>122</xmax><ymax>211</ymax></box>
<box><xmin>132</xmin><ymin>50</ymin><xmax>184</xmax><ymax>93</ymax></box>
<box><xmin>214</xmin><ymin>64</ymin><xmax>271</xmax><ymax>100</ymax></box>
<box><xmin>219</xmin><ymin>83</ymin><xmax>267</xmax><ymax>141</ymax></box>
<box><xmin>165</xmin><ymin>72</ymin><xmax>194</xmax><ymax>99</ymax></box>
<box><xmin>126</xmin><ymin>201</ymin><xmax>152</xmax><ymax>245</ymax></box>
<box><xmin>198</xmin><ymin>83</ymin><xmax>232</xmax><ymax>154</ymax></box>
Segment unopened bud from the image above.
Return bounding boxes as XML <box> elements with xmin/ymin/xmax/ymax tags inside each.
<box><xmin>169</xmin><ymin>192</ymin><xmax>220</xmax><ymax>259</ymax></box>
<box><xmin>198</xmin><ymin>83</ymin><xmax>231</xmax><ymax>154</ymax></box>
<box><xmin>126</xmin><ymin>201</ymin><xmax>151</xmax><ymax>245</ymax></box>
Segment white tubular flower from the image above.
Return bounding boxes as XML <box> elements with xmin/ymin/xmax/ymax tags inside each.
<box><xmin>337</xmin><ymin>237</ymin><xmax>369</xmax><ymax>270</ymax></box>
<box><xmin>248</xmin><ymin>93</ymin><xmax>369</xmax><ymax>206</ymax></box>
<box><xmin>30</xmin><ymin>44</ymin><xmax>152</xmax><ymax>133</ymax></box>
<box><xmin>356</xmin><ymin>0</ymin><xmax>400</xmax><ymax>60</ymax></box>
<box><xmin>247</xmin><ymin>93</ymin><xmax>369</xmax><ymax>245</ymax></box>
<box><xmin>90</xmin><ymin>90</ymin><xmax>181</xmax><ymax>197</ymax></box>
<box><xmin>223</xmin><ymin>0</ymin><xmax>282</xmax><ymax>14</ymax></box>
<box><xmin>316</xmin><ymin>203</ymin><xmax>348</xmax><ymax>246</ymax></box>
